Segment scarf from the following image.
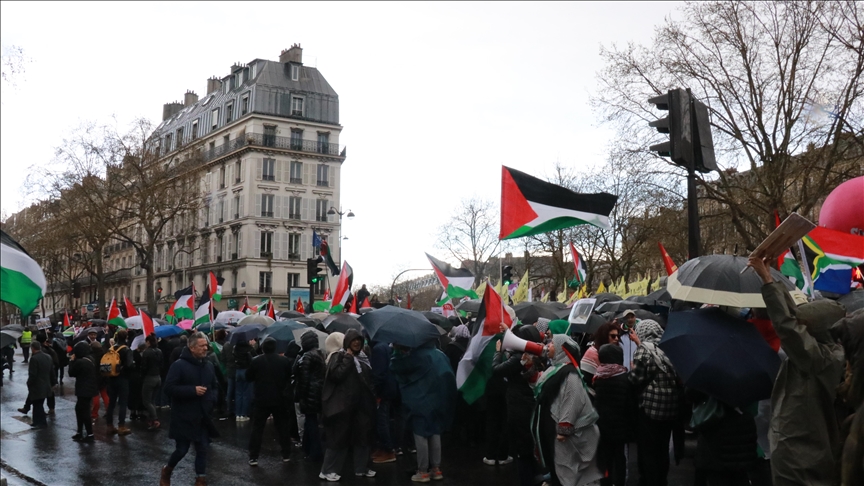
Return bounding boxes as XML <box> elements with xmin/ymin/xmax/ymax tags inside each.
<box><xmin>353</xmin><ymin>350</ymin><xmax>371</xmax><ymax>374</ymax></box>
<box><xmin>593</xmin><ymin>363</ymin><xmax>627</xmax><ymax>382</ymax></box>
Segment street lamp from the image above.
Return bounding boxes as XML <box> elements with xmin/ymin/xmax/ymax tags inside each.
<box><xmin>327</xmin><ymin>207</ymin><xmax>355</xmax><ymax>219</ymax></box>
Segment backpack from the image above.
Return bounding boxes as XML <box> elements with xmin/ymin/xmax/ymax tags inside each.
<box><xmin>100</xmin><ymin>345</ymin><xmax>127</xmax><ymax>377</ymax></box>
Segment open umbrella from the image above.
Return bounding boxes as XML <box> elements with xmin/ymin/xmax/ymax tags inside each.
<box><xmin>87</xmin><ymin>319</ymin><xmax>108</xmax><ymax>326</ymax></box>
<box><xmin>421</xmin><ymin>311</ymin><xmax>451</xmax><ymax>330</ymax></box>
<box><xmin>292</xmin><ymin>317</ymin><xmax>321</xmax><ymax>328</ymax></box>
<box><xmin>321</xmin><ymin>313</ymin><xmax>363</xmax><ymax>334</ymax></box>
<box><xmin>195</xmin><ymin>322</ymin><xmax>231</xmax><ymax>333</ymax></box>
<box><xmin>278</xmin><ymin>310</ymin><xmax>305</xmax><ymax>319</ymax></box>
<box><xmin>154</xmin><ymin>325</ymin><xmax>184</xmax><ymax>339</ymax></box>
<box><xmin>358</xmin><ymin>306</ymin><xmax>440</xmax><ymax>348</ymax></box>
<box><xmin>1</xmin><ymin>329</ymin><xmax>22</xmax><ymax>349</ymax></box>
<box><xmin>177</xmin><ymin>319</ymin><xmax>195</xmax><ymax>330</ymax></box>
<box><xmin>1</xmin><ymin>324</ymin><xmax>24</xmax><ymax>333</ymax></box>
<box><xmin>214</xmin><ymin>310</ymin><xmax>246</xmax><ymax>325</ymax></box>
<box><xmin>595</xmin><ymin>300</ymin><xmax>647</xmax><ymax>314</ymax></box>
<box><xmin>309</xmin><ymin>312</ymin><xmax>330</xmax><ymax>321</ymax></box>
<box><xmin>228</xmin><ymin>323</ymin><xmax>267</xmax><ymax>344</ymax></box>
<box><xmin>294</xmin><ymin>328</ymin><xmax>328</xmax><ymax>350</ymax></box>
<box><xmin>838</xmin><ymin>290</ymin><xmax>864</xmax><ymax>314</ymax></box>
<box><xmin>632</xmin><ymin>309</ymin><xmax>666</xmax><ymax>328</ymax></box>
<box><xmin>568</xmin><ymin>313</ymin><xmax>606</xmax><ymax>335</ymax></box>
<box><xmin>643</xmin><ymin>288</ymin><xmax>672</xmax><ymax>306</ymax></box>
<box><xmin>237</xmin><ymin>314</ymin><xmax>275</xmax><ymax>327</ymax></box>
<box><xmin>514</xmin><ymin>302</ymin><xmax>560</xmax><ymax>324</ymax></box>
<box><xmin>259</xmin><ymin>321</ymin><xmax>306</xmax><ymax>342</ymax></box>
<box><xmin>668</xmin><ymin>254</ymin><xmax>795</xmax><ymax>308</ymax></box>
<box><xmin>455</xmin><ymin>299</ymin><xmax>481</xmax><ymax>314</ymax></box>
<box><xmin>124</xmin><ymin>315</ymin><xmax>147</xmax><ymax>330</ymax></box>
<box><xmin>659</xmin><ymin>307</ymin><xmax>781</xmax><ymax>408</ymax></box>
<box><xmin>593</xmin><ymin>293</ymin><xmax>622</xmax><ymax>305</ymax></box>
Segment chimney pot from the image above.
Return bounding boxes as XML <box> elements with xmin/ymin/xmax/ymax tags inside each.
<box><xmin>162</xmin><ymin>102</ymin><xmax>184</xmax><ymax>121</ymax></box>
<box><xmin>183</xmin><ymin>90</ymin><xmax>199</xmax><ymax>107</ymax></box>
<box><xmin>206</xmin><ymin>76</ymin><xmax>222</xmax><ymax>95</ymax></box>
<box><xmin>279</xmin><ymin>44</ymin><xmax>303</xmax><ymax>64</ymax></box>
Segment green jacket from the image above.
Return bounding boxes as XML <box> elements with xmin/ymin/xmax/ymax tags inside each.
<box><xmin>762</xmin><ymin>282</ymin><xmax>845</xmax><ymax>486</ymax></box>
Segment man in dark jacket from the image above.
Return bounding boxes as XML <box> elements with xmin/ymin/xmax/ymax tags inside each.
<box><xmin>105</xmin><ymin>329</ymin><xmax>134</xmax><ymax>436</ymax></box>
<box><xmin>370</xmin><ymin>340</ymin><xmax>401</xmax><ymax>463</ymax></box>
<box><xmin>593</xmin><ymin>343</ymin><xmax>637</xmax><ymax>486</ymax></box>
<box><xmin>19</xmin><ymin>333</ymin><xmax>58</xmax><ymax>416</ymax></box>
<box><xmin>68</xmin><ymin>341</ymin><xmax>98</xmax><ymax>442</ymax></box>
<box><xmin>26</xmin><ymin>342</ymin><xmax>53</xmax><ymax>429</ymax></box>
<box><xmin>294</xmin><ymin>330</ymin><xmax>326</xmax><ymax>462</ymax></box>
<box><xmin>141</xmin><ymin>334</ymin><xmax>164</xmax><ymax>430</ymax></box>
<box><xmin>245</xmin><ymin>337</ymin><xmax>293</xmax><ymax>466</ymax></box>
<box><xmin>161</xmin><ymin>332</ymin><xmax>219</xmax><ymax>486</ymax></box>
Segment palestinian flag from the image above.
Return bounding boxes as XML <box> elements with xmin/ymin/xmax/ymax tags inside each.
<box><xmin>208</xmin><ymin>272</ymin><xmax>224</xmax><ymax>302</ymax></box>
<box><xmin>802</xmin><ymin>226</ymin><xmax>864</xmax><ymax>295</ymax></box>
<box><xmin>329</xmin><ymin>261</ymin><xmax>354</xmax><ymax>313</ymax></box>
<box><xmin>0</xmin><ymin>230</ymin><xmax>47</xmax><ymax>316</ymax></box>
<box><xmin>172</xmin><ymin>285</ymin><xmax>195</xmax><ymax>320</ymax></box>
<box><xmin>570</xmin><ymin>242</ymin><xmax>587</xmax><ymax>285</ymax></box>
<box><xmin>266</xmin><ymin>298</ymin><xmax>276</xmax><ymax>320</ymax></box>
<box><xmin>124</xmin><ymin>296</ymin><xmax>138</xmax><ymax>317</ymax></box>
<box><xmin>500</xmin><ymin>166</ymin><xmax>618</xmax><ymax>240</ymax></box>
<box><xmin>63</xmin><ymin>310</ymin><xmax>72</xmax><ymax>328</ymax></box>
<box><xmin>322</xmin><ymin>288</ymin><xmax>331</xmax><ymax>302</ymax></box>
<box><xmin>427</xmin><ymin>253</ymin><xmax>478</xmax><ymax>303</ymax></box>
<box><xmin>658</xmin><ymin>242</ymin><xmax>678</xmax><ymax>276</ymax></box>
<box><xmin>296</xmin><ymin>297</ymin><xmax>305</xmax><ymax>314</ymax></box>
<box><xmin>349</xmin><ymin>293</ymin><xmax>358</xmax><ymax>314</ymax></box>
<box><xmin>106</xmin><ymin>297</ymin><xmax>126</xmax><ymax>327</ymax></box>
<box><xmin>314</xmin><ymin>231</ymin><xmax>340</xmax><ymax>276</ymax></box>
<box><xmin>361</xmin><ymin>297</ymin><xmax>372</xmax><ymax>309</ymax></box>
<box><xmin>456</xmin><ymin>282</ymin><xmax>513</xmax><ymax>404</ymax></box>
<box><xmin>780</xmin><ymin>250</ymin><xmax>810</xmax><ymax>295</ymax></box>
<box><xmin>141</xmin><ymin>310</ymin><xmax>155</xmax><ymax>337</ymax></box>
<box><xmin>194</xmin><ymin>284</ymin><xmax>211</xmax><ymax>326</ymax></box>
<box><xmin>239</xmin><ymin>296</ymin><xmax>257</xmax><ymax>315</ymax></box>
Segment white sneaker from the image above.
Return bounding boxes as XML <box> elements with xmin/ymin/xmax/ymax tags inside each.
<box><xmin>319</xmin><ymin>472</ymin><xmax>341</xmax><ymax>482</ymax></box>
<box><xmin>482</xmin><ymin>457</ymin><xmax>497</xmax><ymax>466</ymax></box>
<box><xmin>355</xmin><ymin>469</ymin><xmax>376</xmax><ymax>478</ymax></box>
<box><xmin>498</xmin><ymin>456</ymin><xmax>514</xmax><ymax>465</ymax></box>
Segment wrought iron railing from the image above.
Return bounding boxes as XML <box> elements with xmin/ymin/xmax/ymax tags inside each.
<box><xmin>199</xmin><ymin>133</ymin><xmax>343</xmax><ymax>164</ymax></box>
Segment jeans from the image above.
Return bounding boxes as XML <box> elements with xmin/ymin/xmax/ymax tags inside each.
<box><xmin>106</xmin><ymin>377</ymin><xmax>130</xmax><ymax>426</ymax></box>
<box><xmin>414</xmin><ymin>434</ymin><xmax>441</xmax><ymax>473</ymax></box>
<box><xmin>599</xmin><ymin>438</ymin><xmax>627</xmax><ymax>486</ymax></box>
<box><xmin>92</xmin><ymin>387</ymin><xmax>109</xmax><ymax>418</ymax></box>
<box><xmin>376</xmin><ymin>399</ymin><xmax>403</xmax><ymax>451</ymax></box>
<box><xmin>22</xmin><ymin>345</ymin><xmax>30</xmax><ymax>362</ymax></box>
<box><xmin>234</xmin><ymin>369</ymin><xmax>252</xmax><ymax>417</ymax></box>
<box><xmin>303</xmin><ymin>412</ymin><xmax>323</xmax><ymax>461</ymax></box>
<box><xmin>636</xmin><ymin>410</ymin><xmax>675</xmax><ymax>486</ymax></box>
<box><xmin>248</xmin><ymin>404</ymin><xmax>292</xmax><ymax>460</ymax></box>
<box><xmin>168</xmin><ymin>438</ymin><xmax>208</xmax><ymax>475</ymax></box>
<box><xmin>76</xmin><ymin>396</ymin><xmax>93</xmax><ymax>436</ymax></box>
<box><xmin>141</xmin><ymin>375</ymin><xmax>161</xmax><ymax>421</ymax></box>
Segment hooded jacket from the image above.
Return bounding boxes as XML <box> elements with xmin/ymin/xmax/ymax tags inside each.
<box><xmin>762</xmin><ymin>281</ymin><xmax>845</xmax><ymax>486</ymax></box>
<box><xmin>390</xmin><ymin>342</ymin><xmax>456</xmax><ymax>437</ymax></box>
<box><xmin>68</xmin><ymin>341</ymin><xmax>98</xmax><ymax>398</ymax></box>
<box><xmin>293</xmin><ymin>331</ymin><xmax>326</xmax><ymax>414</ymax></box>
<box><xmin>321</xmin><ymin>329</ymin><xmax>376</xmax><ymax>449</ymax></box>
<box><xmin>246</xmin><ymin>338</ymin><xmax>292</xmax><ymax>407</ymax></box>
<box><xmin>163</xmin><ymin>346</ymin><xmax>220</xmax><ymax>441</ymax></box>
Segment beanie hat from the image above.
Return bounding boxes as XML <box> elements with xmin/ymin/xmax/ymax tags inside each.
<box><xmin>301</xmin><ymin>330</ymin><xmax>319</xmax><ymax>351</ymax></box>
<box><xmin>549</xmin><ymin>319</ymin><xmax>570</xmax><ymax>335</ymax></box>
<box><xmin>598</xmin><ymin>343</ymin><xmax>624</xmax><ymax>365</ymax></box>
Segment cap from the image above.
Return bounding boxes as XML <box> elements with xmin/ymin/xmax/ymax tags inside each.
<box><xmin>621</xmin><ymin>309</ymin><xmax>636</xmax><ymax>318</ymax></box>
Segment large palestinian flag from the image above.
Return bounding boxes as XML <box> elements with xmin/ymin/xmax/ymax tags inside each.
<box><xmin>208</xmin><ymin>272</ymin><xmax>224</xmax><ymax>302</ymax></box>
<box><xmin>500</xmin><ymin>166</ymin><xmax>618</xmax><ymax>240</ymax></box>
<box><xmin>171</xmin><ymin>285</ymin><xmax>195</xmax><ymax>320</ymax></box>
<box><xmin>456</xmin><ymin>282</ymin><xmax>512</xmax><ymax>404</ymax></box>
<box><xmin>427</xmin><ymin>253</ymin><xmax>477</xmax><ymax>303</ymax></box>
<box><xmin>194</xmin><ymin>284</ymin><xmax>212</xmax><ymax>326</ymax></box>
<box><xmin>329</xmin><ymin>261</ymin><xmax>354</xmax><ymax>313</ymax></box>
<box><xmin>106</xmin><ymin>297</ymin><xmax>126</xmax><ymax>327</ymax></box>
<box><xmin>0</xmin><ymin>230</ymin><xmax>47</xmax><ymax>316</ymax></box>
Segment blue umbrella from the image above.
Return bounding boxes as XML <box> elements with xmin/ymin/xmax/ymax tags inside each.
<box><xmin>154</xmin><ymin>325</ymin><xmax>184</xmax><ymax>338</ymax></box>
<box><xmin>659</xmin><ymin>307</ymin><xmax>781</xmax><ymax>408</ymax></box>
<box><xmin>358</xmin><ymin>307</ymin><xmax>440</xmax><ymax>348</ymax></box>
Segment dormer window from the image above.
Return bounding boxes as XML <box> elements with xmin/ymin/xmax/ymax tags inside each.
<box><xmin>291</xmin><ymin>64</ymin><xmax>300</xmax><ymax>81</ymax></box>
<box><xmin>291</xmin><ymin>96</ymin><xmax>304</xmax><ymax>116</ymax></box>
<box><xmin>191</xmin><ymin>120</ymin><xmax>199</xmax><ymax>140</ymax></box>
<box><xmin>251</xmin><ymin>63</ymin><xmax>257</xmax><ymax>79</ymax></box>
<box><xmin>241</xmin><ymin>95</ymin><xmax>249</xmax><ymax>116</ymax></box>
<box><xmin>226</xmin><ymin>103</ymin><xmax>234</xmax><ymax>124</ymax></box>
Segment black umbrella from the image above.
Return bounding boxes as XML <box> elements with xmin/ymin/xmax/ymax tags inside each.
<box><xmin>1</xmin><ymin>329</ymin><xmax>22</xmax><ymax>348</ymax></box>
<box><xmin>593</xmin><ymin>293</ymin><xmax>622</xmax><ymax>305</ymax></box>
<box><xmin>322</xmin><ymin>313</ymin><xmax>363</xmax><ymax>334</ymax></box>
<box><xmin>668</xmin><ymin>255</ymin><xmax>795</xmax><ymax>308</ymax></box>
<box><xmin>291</xmin><ymin>317</ymin><xmax>320</xmax><ymax>327</ymax></box>
<box><xmin>195</xmin><ymin>322</ymin><xmax>231</xmax><ymax>333</ymax></box>
<box><xmin>595</xmin><ymin>300</ymin><xmax>647</xmax><ymax>314</ymax></box>
<box><xmin>278</xmin><ymin>310</ymin><xmax>305</xmax><ymax>319</ymax></box>
<box><xmin>631</xmin><ymin>309</ymin><xmax>667</xmax><ymax>329</ymax></box>
<box><xmin>74</xmin><ymin>327</ymin><xmax>105</xmax><ymax>341</ymax></box>
<box><xmin>421</xmin><ymin>312</ymin><xmax>452</xmax><ymax>331</ymax></box>
<box><xmin>568</xmin><ymin>313</ymin><xmax>607</xmax><ymax>335</ymax></box>
<box><xmin>513</xmin><ymin>302</ymin><xmax>560</xmax><ymax>324</ymax></box>
<box><xmin>644</xmin><ymin>288</ymin><xmax>672</xmax><ymax>305</ymax></box>
<box><xmin>544</xmin><ymin>301</ymin><xmax>569</xmax><ymax>310</ymax></box>
<box><xmin>1</xmin><ymin>324</ymin><xmax>24</xmax><ymax>333</ymax></box>
<box><xmin>659</xmin><ymin>307</ymin><xmax>781</xmax><ymax>408</ymax></box>
<box><xmin>838</xmin><ymin>290</ymin><xmax>864</xmax><ymax>314</ymax></box>
<box><xmin>358</xmin><ymin>306</ymin><xmax>440</xmax><ymax>348</ymax></box>
<box><xmin>87</xmin><ymin>319</ymin><xmax>108</xmax><ymax>326</ymax></box>
<box><xmin>259</xmin><ymin>321</ymin><xmax>306</xmax><ymax>342</ymax></box>
<box><xmin>455</xmin><ymin>299</ymin><xmax>481</xmax><ymax>314</ymax></box>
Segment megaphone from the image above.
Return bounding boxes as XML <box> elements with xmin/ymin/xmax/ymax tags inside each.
<box><xmin>502</xmin><ymin>329</ymin><xmax>545</xmax><ymax>356</ymax></box>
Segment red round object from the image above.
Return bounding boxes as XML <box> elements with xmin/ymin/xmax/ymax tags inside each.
<box><xmin>819</xmin><ymin>176</ymin><xmax>864</xmax><ymax>236</ymax></box>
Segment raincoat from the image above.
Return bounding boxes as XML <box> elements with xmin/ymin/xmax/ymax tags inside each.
<box><xmin>761</xmin><ymin>281</ymin><xmax>845</xmax><ymax>486</ymax></box>
<box><xmin>389</xmin><ymin>342</ymin><xmax>456</xmax><ymax>437</ymax></box>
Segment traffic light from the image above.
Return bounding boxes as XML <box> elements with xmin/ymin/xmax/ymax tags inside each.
<box><xmin>306</xmin><ymin>257</ymin><xmax>324</xmax><ymax>285</ymax></box>
<box><xmin>648</xmin><ymin>88</ymin><xmax>716</xmax><ymax>173</ymax></box>
<box><xmin>502</xmin><ymin>265</ymin><xmax>514</xmax><ymax>286</ymax></box>
<box><xmin>156</xmin><ymin>287</ymin><xmax>163</xmax><ymax>298</ymax></box>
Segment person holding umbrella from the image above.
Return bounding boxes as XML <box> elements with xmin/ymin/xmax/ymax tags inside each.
<box><xmin>748</xmin><ymin>256</ymin><xmax>846</xmax><ymax>485</ymax></box>
<box><xmin>246</xmin><ymin>337</ymin><xmax>293</xmax><ymax>466</ymax></box>
<box><xmin>293</xmin><ymin>330</ymin><xmax>327</xmax><ymax>462</ymax></box>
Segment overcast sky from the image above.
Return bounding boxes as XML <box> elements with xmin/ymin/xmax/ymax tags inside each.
<box><xmin>1</xmin><ymin>1</ymin><xmax>682</xmax><ymax>287</ymax></box>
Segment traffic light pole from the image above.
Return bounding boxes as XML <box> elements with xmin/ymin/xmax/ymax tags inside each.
<box><xmin>310</xmin><ymin>282</ymin><xmax>315</xmax><ymax>306</ymax></box>
<box><xmin>686</xmin><ymin>88</ymin><xmax>701</xmax><ymax>259</ymax></box>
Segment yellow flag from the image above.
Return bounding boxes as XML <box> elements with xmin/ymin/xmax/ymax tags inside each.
<box><xmin>596</xmin><ymin>281</ymin><xmax>607</xmax><ymax>294</ymax></box>
<box><xmin>512</xmin><ymin>270</ymin><xmax>530</xmax><ymax>304</ymax></box>
<box><xmin>540</xmin><ymin>291</ymin><xmax>550</xmax><ymax>303</ymax></box>
<box><xmin>475</xmin><ymin>281</ymin><xmax>487</xmax><ymax>299</ymax></box>
<box><xmin>578</xmin><ymin>284</ymin><xmax>587</xmax><ymax>299</ymax></box>
<box><xmin>556</xmin><ymin>290</ymin><xmax>567</xmax><ymax>302</ymax></box>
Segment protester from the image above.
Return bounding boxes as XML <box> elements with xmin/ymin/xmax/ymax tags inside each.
<box><xmin>221</xmin><ymin>335</ymin><xmax>236</xmax><ymax>418</ymax></box>
<box><xmin>832</xmin><ymin>309</ymin><xmax>864</xmax><ymax>485</ymax></box>
<box><xmin>232</xmin><ymin>337</ymin><xmax>255</xmax><ymax>422</ymax></box>
<box><xmin>129</xmin><ymin>341</ymin><xmax>147</xmax><ymax>422</ymax></box>
<box><xmin>628</xmin><ymin>319</ymin><xmax>682</xmax><ymax>486</ymax></box>
<box><xmin>141</xmin><ymin>334</ymin><xmax>164</xmax><ymax>430</ymax></box>
<box><xmin>294</xmin><ymin>330</ymin><xmax>326</xmax><ymax>462</ymax></box>
<box><xmin>19</xmin><ymin>333</ymin><xmax>58</xmax><ymax>416</ymax></box>
<box><xmin>390</xmin><ymin>342</ymin><xmax>456</xmax><ymax>482</ymax></box>
<box><xmin>26</xmin><ymin>341</ymin><xmax>52</xmax><ymax>429</ymax></box>
<box><xmin>689</xmin><ymin>390</ymin><xmax>758</xmax><ymax>486</ymax></box>
<box><xmin>105</xmin><ymin>329</ymin><xmax>134</xmax><ymax>436</ymax></box>
<box><xmin>370</xmin><ymin>338</ymin><xmax>401</xmax><ymax>464</ymax></box>
<box><xmin>548</xmin><ymin>319</ymin><xmax>570</xmax><ymax>336</ymax></box>
<box><xmin>592</xmin><ymin>344</ymin><xmax>637</xmax><ymax>486</ymax></box>
<box><xmin>68</xmin><ymin>341</ymin><xmax>98</xmax><ymax>442</ymax></box>
<box><xmin>246</xmin><ymin>336</ymin><xmax>293</xmax><ymax>466</ymax></box>
<box><xmin>19</xmin><ymin>326</ymin><xmax>32</xmax><ymax>363</ymax></box>
<box><xmin>580</xmin><ymin>322</ymin><xmax>622</xmax><ymax>385</ymax></box>
<box><xmin>319</xmin><ymin>329</ymin><xmax>377</xmax><ymax>482</ymax></box>
<box><xmin>749</xmin><ymin>256</ymin><xmax>846</xmax><ymax>485</ymax></box>
<box><xmin>90</xmin><ymin>340</ymin><xmax>109</xmax><ymax>422</ymax></box>
<box><xmin>356</xmin><ymin>284</ymin><xmax>370</xmax><ymax>307</ymax></box>
<box><xmin>48</xmin><ymin>330</ymin><xmax>69</xmax><ymax>385</ymax></box>
<box><xmin>161</xmin><ymin>332</ymin><xmax>219</xmax><ymax>486</ymax></box>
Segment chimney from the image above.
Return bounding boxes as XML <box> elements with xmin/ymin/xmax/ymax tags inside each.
<box><xmin>184</xmin><ymin>90</ymin><xmax>199</xmax><ymax>107</ymax></box>
<box><xmin>206</xmin><ymin>76</ymin><xmax>222</xmax><ymax>95</ymax></box>
<box><xmin>279</xmin><ymin>44</ymin><xmax>303</xmax><ymax>64</ymax></box>
<box><xmin>162</xmin><ymin>101</ymin><xmax>183</xmax><ymax>121</ymax></box>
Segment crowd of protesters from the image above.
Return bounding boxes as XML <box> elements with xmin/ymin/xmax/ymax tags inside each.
<box><xmin>3</xmin><ymin>266</ymin><xmax>863</xmax><ymax>486</ymax></box>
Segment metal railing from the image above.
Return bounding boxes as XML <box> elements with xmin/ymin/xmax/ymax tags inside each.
<box><xmin>200</xmin><ymin>133</ymin><xmax>342</xmax><ymax>163</ymax></box>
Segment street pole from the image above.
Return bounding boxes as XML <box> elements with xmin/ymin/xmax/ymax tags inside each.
<box><xmin>686</xmin><ymin>88</ymin><xmax>701</xmax><ymax>259</ymax></box>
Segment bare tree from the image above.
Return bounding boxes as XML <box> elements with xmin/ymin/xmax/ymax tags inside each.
<box><xmin>434</xmin><ymin>197</ymin><xmax>501</xmax><ymax>285</ymax></box>
<box><xmin>593</xmin><ymin>1</ymin><xmax>863</xmax><ymax>252</ymax></box>
<box><xmin>1</xmin><ymin>44</ymin><xmax>30</xmax><ymax>88</ymax></box>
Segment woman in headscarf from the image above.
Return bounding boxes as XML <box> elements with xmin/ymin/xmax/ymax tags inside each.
<box><xmin>319</xmin><ymin>329</ymin><xmax>377</xmax><ymax>482</ymax></box>
<box><xmin>532</xmin><ymin>334</ymin><xmax>603</xmax><ymax>486</ymax></box>
<box><xmin>580</xmin><ymin>322</ymin><xmax>623</xmax><ymax>386</ymax></box>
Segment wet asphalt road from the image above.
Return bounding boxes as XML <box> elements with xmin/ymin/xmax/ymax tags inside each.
<box><xmin>1</xmin><ymin>347</ymin><xmax>697</xmax><ymax>486</ymax></box>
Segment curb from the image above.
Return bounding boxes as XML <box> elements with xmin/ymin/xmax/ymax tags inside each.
<box><xmin>0</xmin><ymin>460</ymin><xmax>47</xmax><ymax>486</ymax></box>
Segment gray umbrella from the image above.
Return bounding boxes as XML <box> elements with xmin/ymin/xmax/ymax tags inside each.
<box><xmin>1</xmin><ymin>329</ymin><xmax>22</xmax><ymax>348</ymax></box>
<box><xmin>455</xmin><ymin>299</ymin><xmax>481</xmax><ymax>314</ymax></box>
<box><xmin>838</xmin><ymin>290</ymin><xmax>864</xmax><ymax>314</ymax></box>
<box><xmin>668</xmin><ymin>255</ymin><xmax>795</xmax><ymax>308</ymax></box>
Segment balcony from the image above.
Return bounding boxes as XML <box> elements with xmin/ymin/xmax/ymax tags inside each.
<box><xmin>217</xmin><ymin>256</ymin><xmax>222</xmax><ymax>262</ymax></box>
<box><xmin>200</xmin><ymin>133</ymin><xmax>344</xmax><ymax>164</ymax></box>
<box><xmin>288</xmin><ymin>253</ymin><xmax>300</xmax><ymax>260</ymax></box>
<box><xmin>262</xmin><ymin>174</ymin><xmax>275</xmax><ymax>181</ymax></box>
<box><xmin>261</xmin><ymin>251</ymin><xmax>273</xmax><ymax>259</ymax></box>
<box><xmin>231</xmin><ymin>253</ymin><xmax>238</xmax><ymax>260</ymax></box>
<box><xmin>261</xmin><ymin>211</ymin><xmax>273</xmax><ymax>218</ymax></box>
<box><xmin>290</xmin><ymin>177</ymin><xmax>302</xmax><ymax>184</ymax></box>
<box><xmin>288</xmin><ymin>213</ymin><xmax>301</xmax><ymax>220</ymax></box>
<box><xmin>317</xmin><ymin>180</ymin><xmax>329</xmax><ymax>187</ymax></box>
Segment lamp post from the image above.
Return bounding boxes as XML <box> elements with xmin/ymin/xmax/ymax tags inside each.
<box><xmin>326</xmin><ymin>206</ymin><xmax>354</xmax><ymax>264</ymax></box>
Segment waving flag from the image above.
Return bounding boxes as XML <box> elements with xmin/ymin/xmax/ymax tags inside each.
<box><xmin>106</xmin><ymin>297</ymin><xmax>126</xmax><ymax>327</ymax></box>
<box><xmin>803</xmin><ymin>226</ymin><xmax>864</xmax><ymax>295</ymax></box>
<box><xmin>322</xmin><ymin>288</ymin><xmax>331</xmax><ymax>302</ymax></box>
<box><xmin>172</xmin><ymin>285</ymin><xmax>195</xmax><ymax>320</ymax></box>
<box><xmin>63</xmin><ymin>310</ymin><xmax>72</xmax><ymax>329</ymax></box>
<box><xmin>194</xmin><ymin>284</ymin><xmax>211</xmax><ymax>326</ymax></box>
<box><xmin>427</xmin><ymin>253</ymin><xmax>477</xmax><ymax>302</ymax></box>
<box><xmin>296</xmin><ymin>297</ymin><xmax>305</xmax><ymax>314</ymax></box>
<box><xmin>239</xmin><ymin>296</ymin><xmax>257</xmax><ymax>315</ymax></box>
<box><xmin>266</xmin><ymin>298</ymin><xmax>276</xmax><ymax>320</ymax></box>
<box><xmin>658</xmin><ymin>242</ymin><xmax>678</xmax><ymax>276</ymax></box>
<box><xmin>315</xmin><ymin>232</ymin><xmax>341</xmax><ymax>276</ymax></box>
<box><xmin>124</xmin><ymin>296</ymin><xmax>138</xmax><ymax>317</ymax></box>
<box><xmin>0</xmin><ymin>230</ymin><xmax>47</xmax><ymax>316</ymax></box>
<box><xmin>330</xmin><ymin>261</ymin><xmax>354</xmax><ymax>313</ymax></box>
<box><xmin>780</xmin><ymin>249</ymin><xmax>810</xmax><ymax>295</ymax></box>
<box><xmin>208</xmin><ymin>272</ymin><xmax>224</xmax><ymax>302</ymax></box>
<box><xmin>500</xmin><ymin>166</ymin><xmax>618</xmax><ymax>240</ymax></box>
<box><xmin>456</xmin><ymin>282</ymin><xmax>513</xmax><ymax>404</ymax></box>
<box><xmin>570</xmin><ymin>242</ymin><xmax>587</xmax><ymax>285</ymax></box>
<box><xmin>141</xmin><ymin>310</ymin><xmax>155</xmax><ymax>337</ymax></box>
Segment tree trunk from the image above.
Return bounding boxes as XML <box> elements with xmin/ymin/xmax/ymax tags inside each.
<box><xmin>95</xmin><ymin>248</ymin><xmax>106</xmax><ymax>319</ymax></box>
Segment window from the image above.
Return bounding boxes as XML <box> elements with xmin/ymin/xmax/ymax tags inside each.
<box><xmin>262</xmin><ymin>158</ymin><xmax>275</xmax><ymax>181</ymax></box>
<box><xmin>317</xmin><ymin>132</ymin><xmax>329</xmax><ymax>154</ymax></box>
<box><xmin>263</xmin><ymin>125</ymin><xmax>276</xmax><ymax>147</ymax></box>
<box><xmin>316</xmin><ymin>199</ymin><xmax>329</xmax><ymax>222</ymax></box>
<box><xmin>261</xmin><ymin>194</ymin><xmax>274</xmax><ymax>217</ymax></box>
<box><xmin>291</xmin><ymin>64</ymin><xmax>300</xmax><ymax>81</ymax></box>
<box><xmin>233</xmin><ymin>195</ymin><xmax>241</xmax><ymax>219</ymax></box>
<box><xmin>259</xmin><ymin>271</ymin><xmax>272</xmax><ymax>293</ymax></box>
<box><xmin>217</xmin><ymin>235</ymin><xmax>224</xmax><ymax>261</ymax></box>
<box><xmin>191</xmin><ymin>120</ymin><xmax>199</xmax><ymax>140</ymax></box>
<box><xmin>217</xmin><ymin>200</ymin><xmax>225</xmax><ymax>223</ymax></box>
<box><xmin>241</xmin><ymin>95</ymin><xmax>249</xmax><ymax>116</ymax></box>
<box><xmin>288</xmin><ymin>196</ymin><xmax>301</xmax><ymax>219</ymax></box>
<box><xmin>219</xmin><ymin>166</ymin><xmax>226</xmax><ymax>188</ymax></box>
<box><xmin>176</xmin><ymin>127</ymin><xmax>184</xmax><ymax>147</ymax></box>
<box><xmin>287</xmin><ymin>273</ymin><xmax>299</xmax><ymax>288</ymax></box>
<box><xmin>235</xmin><ymin>160</ymin><xmax>242</xmax><ymax>183</ymax></box>
<box><xmin>288</xmin><ymin>233</ymin><xmax>301</xmax><ymax>259</ymax></box>
<box><xmin>290</xmin><ymin>161</ymin><xmax>303</xmax><ymax>184</ymax></box>
<box><xmin>291</xmin><ymin>97</ymin><xmax>304</xmax><ymax>116</ymax></box>
<box><xmin>233</xmin><ymin>231</ymin><xmax>241</xmax><ymax>259</ymax></box>
<box><xmin>290</xmin><ymin>129</ymin><xmax>303</xmax><ymax>150</ymax></box>
<box><xmin>201</xmin><ymin>239</ymin><xmax>209</xmax><ymax>264</ymax></box>
<box><xmin>164</xmin><ymin>133</ymin><xmax>172</xmax><ymax>153</ymax></box>
<box><xmin>260</xmin><ymin>232</ymin><xmax>273</xmax><ymax>257</ymax></box>
<box><xmin>211</xmin><ymin>109</ymin><xmax>219</xmax><ymax>130</ymax></box>
<box><xmin>251</xmin><ymin>63</ymin><xmax>257</xmax><ymax>79</ymax></box>
<box><xmin>317</xmin><ymin>164</ymin><xmax>329</xmax><ymax>186</ymax></box>
<box><xmin>203</xmin><ymin>205</ymin><xmax>210</xmax><ymax>227</ymax></box>
<box><xmin>225</xmin><ymin>103</ymin><xmax>234</xmax><ymax>124</ymax></box>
